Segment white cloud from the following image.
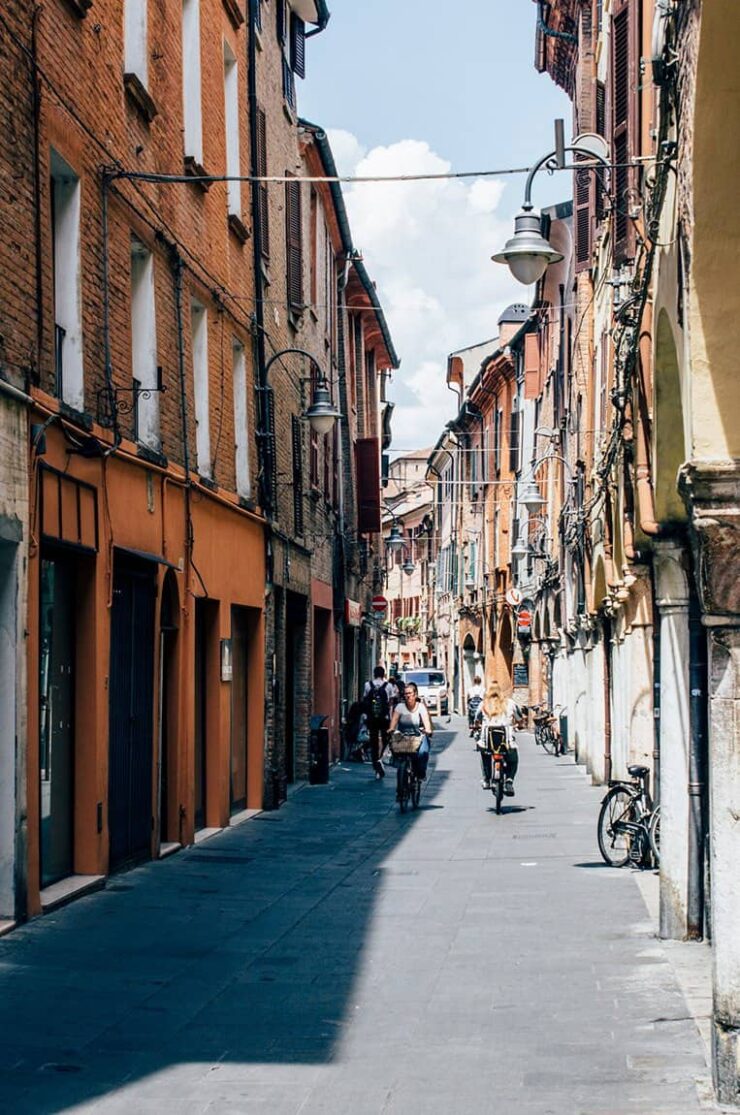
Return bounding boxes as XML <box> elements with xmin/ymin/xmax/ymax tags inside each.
<box><xmin>328</xmin><ymin>131</ymin><xmax>527</xmax><ymax>452</ymax></box>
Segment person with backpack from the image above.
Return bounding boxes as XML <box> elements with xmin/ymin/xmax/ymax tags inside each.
<box><xmin>362</xmin><ymin>665</ymin><xmax>393</xmax><ymax>780</ymax></box>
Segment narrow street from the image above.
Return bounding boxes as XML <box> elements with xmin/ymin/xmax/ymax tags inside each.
<box><xmin>0</xmin><ymin>719</ymin><xmax>715</xmax><ymax>1115</ymax></box>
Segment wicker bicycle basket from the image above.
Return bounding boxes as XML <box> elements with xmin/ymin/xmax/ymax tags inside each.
<box><xmin>390</xmin><ymin>733</ymin><xmax>422</xmax><ymax>755</ymax></box>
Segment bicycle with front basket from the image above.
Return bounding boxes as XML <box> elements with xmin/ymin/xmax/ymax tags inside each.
<box><xmin>597</xmin><ymin>764</ymin><xmax>660</xmax><ymax>868</ymax></box>
<box><xmin>390</xmin><ymin>732</ymin><xmax>423</xmax><ymax>813</ymax></box>
<box><xmin>531</xmin><ymin>703</ymin><xmax>563</xmax><ymax>755</ymax></box>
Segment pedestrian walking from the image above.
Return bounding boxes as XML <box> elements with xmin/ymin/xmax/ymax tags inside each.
<box><xmin>362</xmin><ymin>665</ymin><xmax>393</xmax><ymax>779</ymax></box>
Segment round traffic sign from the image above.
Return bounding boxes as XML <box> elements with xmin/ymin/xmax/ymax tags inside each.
<box><xmin>517</xmin><ymin>608</ymin><xmax>532</xmax><ymax>628</ymax></box>
<box><xmin>371</xmin><ymin>594</ymin><xmax>388</xmax><ymax>613</ymax></box>
<box><xmin>506</xmin><ymin>587</ymin><xmax>522</xmax><ymax>607</ymax></box>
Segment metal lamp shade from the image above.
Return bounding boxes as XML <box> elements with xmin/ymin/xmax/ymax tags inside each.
<box><xmin>387</xmin><ymin>523</ymin><xmax>404</xmax><ymax>550</ymax></box>
<box><xmin>522</xmin><ymin>481</ymin><xmax>547</xmax><ymax>514</ymax></box>
<box><xmin>305</xmin><ymin>381</ymin><xmax>341</xmax><ymax>434</ymax></box>
<box><xmin>402</xmin><ymin>559</ymin><xmax>415</xmax><ymax>576</ymax></box>
<box><xmin>511</xmin><ymin>532</ymin><xmax>529</xmax><ymax>560</ymax></box>
<box><xmin>491</xmin><ymin>209</ymin><xmax>564</xmax><ymax>286</ymax></box>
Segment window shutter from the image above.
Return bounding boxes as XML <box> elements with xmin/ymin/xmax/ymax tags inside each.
<box><xmin>276</xmin><ymin>0</ymin><xmax>286</xmax><ymax>44</ymax></box>
<box><xmin>285</xmin><ymin>178</ymin><xmax>303</xmax><ymax>311</ymax></box>
<box><xmin>509</xmin><ymin>408</ymin><xmax>520</xmax><ymax>475</ymax></box>
<box><xmin>290</xmin><ymin>13</ymin><xmax>306</xmax><ymax>78</ymax></box>
<box><xmin>524</xmin><ymin>332</ymin><xmax>539</xmax><ymax>400</ymax></box>
<box><xmin>291</xmin><ymin>415</ymin><xmax>304</xmax><ymax>536</ymax></box>
<box><xmin>611</xmin><ymin>0</ymin><xmax>635</xmax><ymax>262</ymax></box>
<box><xmin>256</xmin><ymin>107</ymin><xmax>269</xmax><ymax>258</ymax></box>
<box><xmin>355</xmin><ymin>437</ymin><xmax>381</xmax><ymax>534</ymax></box>
<box><xmin>574</xmin><ymin>156</ymin><xmax>593</xmax><ymax>272</ymax></box>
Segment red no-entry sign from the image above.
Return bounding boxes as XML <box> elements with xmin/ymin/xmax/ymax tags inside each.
<box><xmin>371</xmin><ymin>595</ymin><xmax>388</xmax><ymax>613</ymax></box>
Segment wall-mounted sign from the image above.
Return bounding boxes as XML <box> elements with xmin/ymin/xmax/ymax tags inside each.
<box><xmin>506</xmin><ymin>587</ymin><xmax>522</xmax><ymax>608</ymax></box>
<box><xmin>371</xmin><ymin>594</ymin><xmax>388</xmax><ymax>613</ymax></box>
<box><xmin>345</xmin><ymin>599</ymin><xmax>362</xmax><ymax>627</ymax></box>
<box><xmin>220</xmin><ymin>638</ymin><xmax>233</xmax><ymax>682</ymax></box>
<box><xmin>513</xmin><ymin>663</ymin><xmax>529</xmax><ymax>687</ymax></box>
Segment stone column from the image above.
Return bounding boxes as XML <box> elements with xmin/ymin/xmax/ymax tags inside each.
<box><xmin>653</xmin><ymin>539</ymin><xmax>692</xmax><ymax>941</ymax></box>
<box><xmin>680</xmin><ymin>462</ymin><xmax>740</xmax><ymax>1104</ymax></box>
<box><xmin>707</xmin><ymin>626</ymin><xmax>740</xmax><ymax>1103</ymax></box>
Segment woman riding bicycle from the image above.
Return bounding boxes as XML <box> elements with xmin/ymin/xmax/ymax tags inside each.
<box><xmin>478</xmin><ymin>681</ymin><xmax>520</xmax><ymax>796</ymax></box>
<box><xmin>389</xmin><ymin>681</ymin><xmax>433</xmax><ymax>798</ymax></box>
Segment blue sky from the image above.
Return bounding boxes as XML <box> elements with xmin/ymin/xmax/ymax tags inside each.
<box><xmin>300</xmin><ymin>0</ymin><xmax>571</xmax><ymax>449</ymax></box>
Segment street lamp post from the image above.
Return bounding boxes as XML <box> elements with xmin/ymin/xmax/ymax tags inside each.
<box><xmin>492</xmin><ymin>124</ymin><xmax>610</xmax><ymax>285</ymax></box>
<box><xmin>262</xmin><ymin>347</ymin><xmax>341</xmax><ymax>434</ymax></box>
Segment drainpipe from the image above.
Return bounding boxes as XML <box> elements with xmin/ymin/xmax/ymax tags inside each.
<box><xmin>652</xmin><ymin>565</ymin><xmax>661</xmax><ymax>804</ymax></box>
<box><xmin>687</xmin><ymin>586</ymin><xmax>707</xmax><ymax>939</ymax></box>
<box><xmin>636</xmin><ymin>333</ymin><xmax>660</xmax><ymax>537</ymax></box>
<box><xmin>31</xmin><ymin>4</ymin><xmax>44</xmax><ymax>381</ymax></box>
<box><xmin>603</xmin><ymin>614</ymin><xmax>613</xmax><ymax>783</ymax></box>
<box><xmin>247</xmin><ymin>10</ymin><xmax>271</xmax><ymax>515</ymax></box>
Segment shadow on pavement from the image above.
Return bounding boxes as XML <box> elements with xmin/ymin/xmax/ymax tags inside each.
<box><xmin>0</xmin><ymin>733</ymin><xmax>456</xmax><ymax>1113</ymax></box>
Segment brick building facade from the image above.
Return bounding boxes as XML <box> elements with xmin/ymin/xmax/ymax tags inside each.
<box><xmin>0</xmin><ymin>0</ymin><xmax>397</xmax><ymax>924</ymax></box>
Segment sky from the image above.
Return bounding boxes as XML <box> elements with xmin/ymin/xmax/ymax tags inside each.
<box><xmin>299</xmin><ymin>0</ymin><xmax>571</xmax><ymax>452</ymax></box>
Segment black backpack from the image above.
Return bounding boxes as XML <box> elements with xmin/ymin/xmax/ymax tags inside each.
<box><xmin>365</xmin><ymin>683</ymin><xmax>390</xmax><ymax>723</ymax></box>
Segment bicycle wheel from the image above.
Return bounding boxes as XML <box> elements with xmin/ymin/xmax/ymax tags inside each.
<box><xmin>597</xmin><ymin>787</ymin><xmax>637</xmax><ymax>867</ymax></box>
<box><xmin>540</xmin><ymin>725</ymin><xmax>558</xmax><ymax>755</ymax></box>
<box><xmin>411</xmin><ymin>775</ymin><xmax>421</xmax><ymax>809</ymax></box>
<box><xmin>648</xmin><ymin>805</ymin><xmax>661</xmax><ymax>867</ymax></box>
<box><xmin>534</xmin><ymin>725</ymin><xmax>543</xmax><ymax>747</ymax></box>
<box><xmin>398</xmin><ymin>761</ymin><xmax>410</xmax><ymax>813</ymax></box>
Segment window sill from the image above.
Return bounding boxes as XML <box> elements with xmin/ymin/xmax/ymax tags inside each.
<box><xmin>260</xmin><ymin>258</ymin><xmax>272</xmax><ymax>286</ymax></box>
<box><xmin>198</xmin><ymin>474</ymin><xmax>218</xmax><ymax>492</ymax></box>
<box><xmin>60</xmin><ymin>401</ymin><xmax>94</xmax><ymax>431</ymax></box>
<box><xmin>283</xmin><ymin>100</ymin><xmax>297</xmax><ymax>125</ymax></box>
<box><xmin>184</xmin><ymin>156</ymin><xmax>211</xmax><ymax>192</ymax></box>
<box><xmin>228</xmin><ymin>213</ymin><xmax>251</xmax><ymax>244</ymax></box>
<box><xmin>63</xmin><ymin>0</ymin><xmax>92</xmax><ymax>16</ymax></box>
<box><xmin>221</xmin><ymin>0</ymin><xmax>245</xmax><ymax>28</ymax></box>
<box><xmin>124</xmin><ymin>73</ymin><xmax>158</xmax><ymax>124</ymax></box>
<box><xmin>137</xmin><ymin>443</ymin><xmax>168</xmax><ymax>468</ymax></box>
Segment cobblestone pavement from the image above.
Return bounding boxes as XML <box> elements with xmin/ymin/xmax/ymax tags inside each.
<box><xmin>0</xmin><ymin>720</ymin><xmax>720</xmax><ymax>1114</ymax></box>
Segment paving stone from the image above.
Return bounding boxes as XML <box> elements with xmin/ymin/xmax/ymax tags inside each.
<box><xmin>0</xmin><ymin>721</ymin><xmax>720</xmax><ymax>1113</ymax></box>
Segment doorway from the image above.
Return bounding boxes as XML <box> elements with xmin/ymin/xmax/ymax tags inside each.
<box><xmin>285</xmin><ymin>592</ymin><xmax>307</xmax><ymax>784</ymax></box>
<box><xmin>194</xmin><ymin>598</ymin><xmax>218</xmax><ymax>830</ymax></box>
<box><xmin>39</xmin><ymin>554</ymin><xmax>75</xmax><ymax>888</ymax></box>
<box><xmin>159</xmin><ymin>571</ymin><xmax>179</xmax><ymax>844</ymax></box>
<box><xmin>230</xmin><ymin>606</ymin><xmax>250</xmax><ymax>814</ymax></box>
<box><xmin>0</xmin><ymin>544</ymin><xmax>18</xmax><ymax>916</ymax></box>
<box><xmin>108</xmin><ymin>557</ymin><xmax>156</xmax><ymax>871</ymax></box>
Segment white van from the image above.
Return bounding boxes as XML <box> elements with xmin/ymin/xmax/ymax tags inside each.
<box><xmin>399</xmin><ymin>669</ymin><xmax>449</xmax><ymax>716</ymax></box>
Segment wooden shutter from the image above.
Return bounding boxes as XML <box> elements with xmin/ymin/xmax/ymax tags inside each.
<box><xmin>291</xmin><ymin>415</ymin><xmax>304</xmax><ymax>536</ymax></box>
<box><xmin>494</xmin><ymin>405</ymin><xmax>502</xmax><ymax>478</ymax></box>
<box><xmin>611</xmin><ymin>0</ymin><xmax>636</xmax><ymax>262</ymax></box>
<box><xmin>574</xmin><ymin>155</ymin><xmax>592</xmax><ymax>272</ymax></box>
<box><xmin>356</xmin><ymin>437</ymin><xmax>381</xmax><ymax>534</ymax></box>
<box><xmin>290</xmin><ymin>13</ymin><xmax>306</xmax><ymax>78</ymax></box>
<box><xmin>276</xmin><ymin>0</ymin><xmax>286</xmax><ymax>44</ymax></box>
<box><xmin>524</xmin><ymin>332</ymin><xmax>539</xmax><ymax>400</ymax></box>
<box><xmin>285</xmin><ymin>178</ymin><xmax>303</xmax><ymax>311</ymax></box>
<box><xmin>509</xmin><ymin>408</ymin><xmax>520</xmax><ymax>475</ymax></box>
<box><xmin>256</xmin><ymin>107</ymin><xmax>269</xmax><ymax>258</ymax></box>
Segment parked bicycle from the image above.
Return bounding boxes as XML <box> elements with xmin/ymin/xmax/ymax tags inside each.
<box><xmin>597</xmin><ymin>764</ymin><xmax>661</xmax><ymax>868</ymax></box>
<box><xmin>531</xmin><ymin>703</ymin><xmax>563</xmax><ymax>755</ymax></box>
<box><xmin>390</xmin><ymin>732</ymin><xmax>423</xmax><ymax>813</ymax></box>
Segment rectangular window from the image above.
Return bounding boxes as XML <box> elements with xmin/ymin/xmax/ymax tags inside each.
<box><xmin>130</xmin><ymin>236</ymin><xmax>159</xmax><ymax>450</ymax></box>
<box><xmin>509</xmin><ymin>407</ymin><xmax>520</xmax><ymax>475</ymax></box>
<box><xmin>285</xmin><ymin>177</ymin><xmax>303</xmax><ymax>312</ymax></box>
<box><xmin>223</xmin><ymin>41</ymin><xmax>241</xmax><ymax>218</ymax></box>
<box><xmin>250</xmin><ymin>0</ymin><xmax>262</xmax><ymax>32</ymax></box>
<box><xmin>190</xmin><ymin>299</ymin><xmax>210</xmax><ymax>477</ymax></box>
<box><xmin>182</xmin><ymin>0</ymin><xmax>203</xmax><ymax>165</ymax></box>
<box><xmin>124</xmin><ymin>0</ymin><xmax>148</xmax><ymax>87</ymax></box>
<box><xmin>310</xmin><ymin>428</ymin><xmax>319</xmax><ymax>490</ymax></box>
<box><xmin>50</xmin><ymin>150</ymin><xmax>83</xmax><ymax>411</ymax></box>
<box><xmin>232</xmin><ymin>339</ymin><xmax>250</xmax><ymax>497</ymax></box>
<box><xmin>494</xmin><ymin>405</ymin><xmax>502</xmax><ymax>478</ymax></box>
